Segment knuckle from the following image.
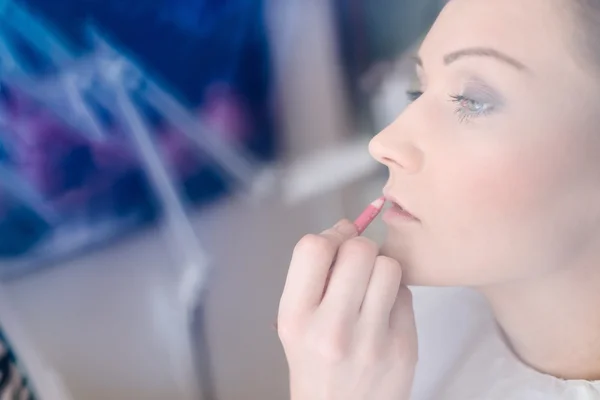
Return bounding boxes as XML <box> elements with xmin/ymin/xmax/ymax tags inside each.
<box><xmin>357</xmin><ymin>340</ymin><xmax>386</xmax><ymax>367</ymax></box>
<box><xmin>294</xmin><ymin>234</ymin><xmax>334</xmax><ymax>256</ymax></box>
<box><xmin>308</xmin><ymin>323</ymin><xmax>351</xmax><ymax>363</ymax></box>
<box><xmin>277</xmin><ymin>315</ymin><xmax>304</xmax><ymax>343</ymax></box>
<box><xmin>317</xmin><ymin>336</ymin><xmax>349</xmax><ymax>363</ymax></box>
<box><xmin>389</xmin><ymin>336</ymin><xmax>419</xmax><ymax>366</ymax></box>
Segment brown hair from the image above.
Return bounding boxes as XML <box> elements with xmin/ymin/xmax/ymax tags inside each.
<box><xmin>569</xmin><ymin>0</ymin><xmax>600</xmax><ymax>68</ymax></box>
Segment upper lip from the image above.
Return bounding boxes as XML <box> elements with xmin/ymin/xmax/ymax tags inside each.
<box><xmin>383</xmin><ymin>192</ymin><xmax>418</xmax><ymax>219</ymax></box>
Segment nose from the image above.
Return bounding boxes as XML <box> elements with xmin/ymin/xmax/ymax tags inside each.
<box><xmin>369</xmin><ymin>121</ymin><xmax>423</xmax><ymax>174</ymax></box>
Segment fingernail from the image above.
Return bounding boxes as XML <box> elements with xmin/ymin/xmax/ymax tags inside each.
<box><xmin>334</xmin><ymin>219</ymin><xmax>357</xmax><ymax>235</ymax></box>
<box><xmin>333</xmin><ymin>219</ymin><xmax>346</xmax><ymax>229</ymax></box>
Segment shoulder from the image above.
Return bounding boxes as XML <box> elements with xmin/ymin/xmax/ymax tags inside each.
<box><xmin>410</xmin><ymin>288</ymin><xmax>600</xmax><ymax>400</ymax></box>
<box><xmin>410</xmin><ymin>287</ymin><xmax>494</xmax><ymax>400</ymax></box>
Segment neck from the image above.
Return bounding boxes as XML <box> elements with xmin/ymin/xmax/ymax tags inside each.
<box><xmin>480</xmin><ymin>259</ymin><xmax>600</xmax><ymax>380</ymax></box>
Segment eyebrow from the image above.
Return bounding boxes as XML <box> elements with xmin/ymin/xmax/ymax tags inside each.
<box><xmin>414</xmin><ymin>47</ymin><xmax>529</xmax><ymax>72</ymax></box>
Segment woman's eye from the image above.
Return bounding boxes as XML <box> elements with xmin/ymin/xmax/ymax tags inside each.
<box><xmin>449</xmin><ymin>94</ymin><xmax>494</xmax><ymax>123</ymax></box>
<box><xmin>406</xmin><ymin>90</ymin><xmax>423</xmax><ymax>102</ymax></box>
<box><xmin>404</xmin><ymin>91</ymin><xmax>496</xmax><ymax>123</ymax></box>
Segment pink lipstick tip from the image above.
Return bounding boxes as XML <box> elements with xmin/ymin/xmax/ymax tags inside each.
<box><xmin>371</xmin><ymin>196</ymin><xmax>386</xmax><ymax>210</ymax></box>
<box><xmin>354</xmin><ymin>196</ymin><xmax>387</xmax><ymax>235</ymax></box>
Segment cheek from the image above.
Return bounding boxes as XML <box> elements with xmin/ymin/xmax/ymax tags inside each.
<box><xmin>438</xmin><ymin>143</ymin><xmax>557</xmax><ymax>227</ymax></box>
<box><xmin>405</xmin><ymin>136</ymin><xmax>577</xmax><ymax>286</ymax></box>
<box><xmin>383</xmin><ymin>150</ymin><xmax>551</xmax><ymax>286</ymax></box>
<box><xmin>438</xmin><ymin>83</ymin><xmax>597</xmax><ymax>223</ymax></box>
<box><xmin>444</xmin><ymin>114</ymin><xmax>600</xmax><ymax>228</ymax></box>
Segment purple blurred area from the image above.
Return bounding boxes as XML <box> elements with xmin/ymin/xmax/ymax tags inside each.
<box><xmin>0</xmin><ymin>0</ymin><xmax>275</xmax><ymax>271</ymax></box>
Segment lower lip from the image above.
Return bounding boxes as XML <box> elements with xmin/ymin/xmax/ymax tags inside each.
<box><xmin>383</xmin><ymin>204</ymin><xmax>419</xmax><ymax>223</ymax></box>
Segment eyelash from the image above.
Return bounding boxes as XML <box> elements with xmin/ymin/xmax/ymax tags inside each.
<box><xmin>406</xmin><ymin>90</ymin><xmax>423</xmax><ymax>102</ymax></box>
<box><xmin>405</xmin><ymin>90</ymin><xmax>494</xmax><ymax>123</ymax></box>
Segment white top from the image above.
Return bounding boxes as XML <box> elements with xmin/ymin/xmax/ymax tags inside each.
<box><xmin>410</xmin><ymin>287</ymin><xmax>600</xmax><ymax>400</ymax></box>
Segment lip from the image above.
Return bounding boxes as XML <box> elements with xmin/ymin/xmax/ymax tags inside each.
<box><xmin>383</xmin><ymin>194</ymin><xmax>420</xmax><ymax>223</ymax></box>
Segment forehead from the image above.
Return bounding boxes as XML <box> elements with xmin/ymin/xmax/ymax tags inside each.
<box><xmin>419</xmin><ymin>0</ymin><xmax>573</xmax><ymax>73</ymax></box>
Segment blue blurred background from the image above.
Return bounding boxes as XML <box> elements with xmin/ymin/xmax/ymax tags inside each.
<box><xmin>0</xmin><ymin>0</ymin><xmax>276</xmax><ymax>271</ymax></box>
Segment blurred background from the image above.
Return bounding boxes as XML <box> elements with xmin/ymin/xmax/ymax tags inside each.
<box><xmin>0</xmin><ymin>0</ymin><xmax>446</xmax><ymax>398</ymax></box>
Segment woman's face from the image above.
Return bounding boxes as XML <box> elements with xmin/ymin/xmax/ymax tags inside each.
<box><xmin>370</xmin><ymin>0</ymin><xmax>600</xmax><ymax>287</ymax></box>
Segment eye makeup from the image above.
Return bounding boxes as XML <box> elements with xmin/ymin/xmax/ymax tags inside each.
<box><xmin>450</xmin><ymin>78</ymin><xmax>505</xmax><ymax>123</ymax></box>
<box><xmin>405</xmin><ymin>76</ymin><xmax>505</xmax><ymax>123</ymax></box>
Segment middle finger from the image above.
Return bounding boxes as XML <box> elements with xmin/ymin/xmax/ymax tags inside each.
<box><xmin>321</xmin><ymin>237</ymin><xmax>379</xmax><ymax>318</ymax></box>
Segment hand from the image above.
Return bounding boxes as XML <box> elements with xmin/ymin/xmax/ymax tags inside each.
<box><xmin>277</xmin><ymin>219</ymin><xmax>418</xmax><ymax>400</ymax></box>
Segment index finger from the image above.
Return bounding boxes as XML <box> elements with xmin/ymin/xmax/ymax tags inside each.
<box><xmin>279</xmin><ymin>219</ymin><xmax>357</xmax><ymax>314</ymax></box>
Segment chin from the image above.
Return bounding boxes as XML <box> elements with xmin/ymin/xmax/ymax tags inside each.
<box><xmin>379</xmin><ymin>242</ymin><xmax>447</xmax><ymax>286</ymax></box>
<box><xmin>400</xmin><ymin>269</ymin><xmax>465</xmax><ymax>287</ymax></box>
<box><xmin>380</xmin><ymin>242</ymin><xmax>496</xmax><ymax>288</ymax></box>
<box><xmin>398</xmin><ymin>264</ymin><xmax>462</xmax><ymax>287</ymax></box>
